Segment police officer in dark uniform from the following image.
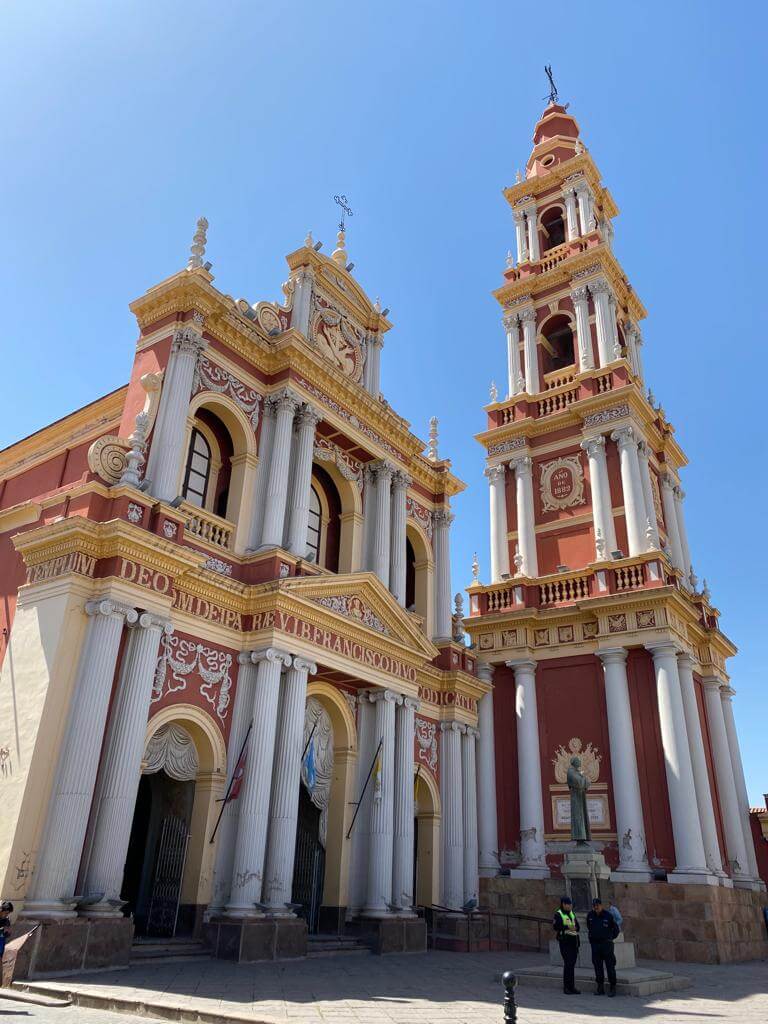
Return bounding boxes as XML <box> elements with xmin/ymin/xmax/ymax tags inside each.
<box><xmin>552</xmin><ymin>895</ymin><xmax>580</xmax><ymax>995</ymax></box>
<box><xmin>586</xmin><ymin>896</ymin><xmax>620</xmax><ymax>996</ymax></box>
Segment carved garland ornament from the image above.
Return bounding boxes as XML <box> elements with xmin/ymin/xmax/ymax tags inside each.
<box><xmin>538</xmin><ymin>454</ymin><xmax>585</xmax><ymax>512</ymax></box>
<box><xmin>312</xmin><ymin>595</ymin><xmax>389</xmax><ymax>635</ymax></box>
<box><xmin>582</xmin><ymin>403</ymin><xmax>629</xmax><ymax>429</ymax></box>
<box><xmin>552</xmin><ymin>737</ymin><xmax>601</xmax><ymax>784</ymax></box>
<box><xmin>313</xmin><ymin>436</ymin><xmax>363</xmax><ymax>491</ymax></box>
<box><xmin>152</xmin><ymin>633</ymin><xmax>234</xmax><ymax>724</ymax></box>
<box><xmin>406</xmin><ymin>496</ymin><xmax>433</xmax><ymax>540</ymax></box>
<box><xmin>192</xmin><ymin>357</ymin><xmax>262</xmax><ymax>429</ymax></box>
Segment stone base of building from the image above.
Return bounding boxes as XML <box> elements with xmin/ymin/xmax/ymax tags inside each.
<box><xmin>1</xmin><ymin>917</ymin><xmax>134</xmax><ymax>984</ymax></box>
<box><xmin>481</xmin><ymin>874</ymin><xmax>768</xmax><ymax>963</ymax></box>
<box><xmin>348</xmin><ymin>916</ymin><xmax>427</xmax><ymax>954</ymax></box>
<box><xmin>431</xmin><ymin>911</ymin><xmax>491</xmax><ymax>952</ymax></box>
<box><xmin>202</xmin><ymin>916</ymin><xmax>307</xmax><ymax>962</ymax></box>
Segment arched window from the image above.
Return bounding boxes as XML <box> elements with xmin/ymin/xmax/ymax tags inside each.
<box><xmin>306</xmin><ymin>485</ymin><xmax>322</xmax><ymax>563</ymax></box>
<box><xmin>541</xmin><ymin>315</ymin><xmax>576</xmax><ymax>375</ymax></box>
<box><xmin>182</xmin><ymin>428</ymin><xmax>211</xmax><ymax>508</ymax></box>
<box><xmin>541</xmin><ymin>206</ymin><xmax>566</xmax><ymax>251</ymax></box>
<box><xmin>405</xmin><ymin>538</ymin><xmax>416</xmax><ymax>611</ymax></box>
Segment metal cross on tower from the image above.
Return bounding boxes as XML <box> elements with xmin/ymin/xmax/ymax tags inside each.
<box><xmin>544</xmin><ymin>64</ymin><xmax>558</xmax><ymax>104</ymax></box>
<box><xmin>333</xmin><ymin>194</ymin><xmax>353</xmax><ymax>232</ymax></box>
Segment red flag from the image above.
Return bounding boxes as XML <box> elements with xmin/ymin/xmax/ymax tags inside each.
<box><xmin>228</xmin><ymin>743</ymin><xmax>248</xmax><ymax>802</ymax></box>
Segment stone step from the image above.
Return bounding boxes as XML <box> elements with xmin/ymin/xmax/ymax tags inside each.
<box><xmin>307</xmin><ymin>935</ymin><xmax>372</xmax><ymax>957</ymax></box>
<box><xmin>513</xmin><ymin>964</ymin><xmax>693</xmax><ymax>998</ymax></box>
<box><xmin>131</xmin><ymin>940</ymin><xmax>210</xmax><ymax>963</ymax></box>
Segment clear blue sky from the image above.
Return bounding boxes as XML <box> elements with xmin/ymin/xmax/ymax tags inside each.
<box><xmin>1</xmin><ymin>2</ymin><xmax>766</xmax><ymax>803</ymax></box>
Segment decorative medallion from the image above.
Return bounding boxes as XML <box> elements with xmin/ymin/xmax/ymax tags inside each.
<box><xmin>539</xmin><ymin>455</ymin><xmax>585</xmax><ymax>512</ymax></box>
<box><xmin>310</xmin><ymin>293</ymin><xmax>364</xmax><ymax>382</ymax></box>
<box><xmin>163</xmin><ymin>521</ymin><xmax>178</xmax><ymax>539</ymax></box>
<box><xmin>534</xmin><ymin>628</ymin><xmax>550</xmax><ymax>646</ymax></box>
<box><xmin>501</xmin><ymin>629</ymin><xmax>518</xmax><ymax>646</ymax></box>
<box><xmin>552</xmin><ymin>736</ymin><xmax>602</xmax><ymax>784</ymax></box>
<box><xmin>607</xmin><ymin>613</ymin><xmax>627</xmax><ymax>633</ymax></box>
<box><xmin>192</xmin><ymin>357</ymin><xmax>262</xmax><ymax>429</ymax></box>
<box><xmin>415</xmin><ymin>716</ymin><xmax>438</xmax><ymax>772</ymax></box>
<box><xmin>152</xmin><ymin>634</ymin><xmax>234</xmax><ymax>724</ymax></box>
<box><xmin>126</xmin><ymin>502</ymin><xmax>144</xmax><ymax>524</ymax></box>
<box><xmin>479</xmin><ymin>633</ymin><xmax>495</xmax><ymax>650</ymax></box>
<box><xmin>87</xmin><ymin>434</ymin><xmax>130</xmax><ymax>484</ymax></box>
<box><xmin>582</xmin><ymin>621</ymin><xmax>599</xmax><ymax>640</ymax></box>
<box><xmin>636</xmin><ymin>609</ymin><xmax>656</xmax><ymax>629</ymax></box>
<box><xmin>557</xmin><ymin>624</ymin><xmax>575</xmax><ymax>644</ymax></box>
<box><xmin>313</xmin><ymin>595</ymin><xmax>389</xmax><ymax>635</ymax></box>
<box><xmin>279</xmin><ymin>562</ymin><xmax>291</xmax><ymax>578</ymax></box>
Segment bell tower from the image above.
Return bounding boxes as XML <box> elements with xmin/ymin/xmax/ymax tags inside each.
<box><xmin>466</xmin><ymin>98</ymin><xmax>764</xmax><ymax>901</ymax></box>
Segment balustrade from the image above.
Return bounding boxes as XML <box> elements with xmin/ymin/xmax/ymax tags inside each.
<box><xmin>537</xmin><ymin>386</ymin><xmax>579</xmax><ymax>417</ymax></box>
<box><xmin>181</xmin><ymin>502</ymin><xmax>234</xmax><ymax>550</ymax></box>
<box><xmin>614</xmin><ymin>564</ymin><xmax>644</xmax><ymax>591</ymax></box>
<box><xmin>539</xmin><ymin>574</ymin><xmax>590</xmax><ymax>605</ymax></box>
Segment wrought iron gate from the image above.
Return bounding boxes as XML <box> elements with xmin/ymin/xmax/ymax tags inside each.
<box><xmin>292</xmin><ymin>790</ymin><xmax>325</xmax><ymax>933</ymax></box>
<box><xmin>146</xmin><ymin>815</ymin><xmax>191</xmax><ymax>937</ymax></box>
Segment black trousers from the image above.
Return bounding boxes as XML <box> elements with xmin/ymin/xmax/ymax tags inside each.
<box><xmin>591</xmin><ymin>940</ymin><xmax>617</xmax><ymax>990</ymax></box>
<box><xmin>559</xmin><ymin>938</ymin><xmax>579</xmax><ymax>991</ymax></box>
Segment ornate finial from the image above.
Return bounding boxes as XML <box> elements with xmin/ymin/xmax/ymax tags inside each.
<box><xmin>331</xmin><ymin>229</ymin><xmax>347</xmax><ymax>266</ymax></box>
<box><xmin>689</xmin><ymin>566</ymin><xmax>699</xmax><ymax>591</ymax></box>
<box><xmin>513</xmin><ymin>546</ymin><xmax>524</xmax><ymax>577</ymax></box>
<box><xmin>515</xmin><ymin>169</ymin><xmax>522</xmax><ymax>183</ymax></box>
<box><xmin>544</xmin><ymin>64</ymin><xmax>558</xmax><ymax>105</ymax></box>
<box><xmin>595</xmin><ymin>528</ymin><xmax>607</xmax><ymax>561</ymax></box>
<box><xmin>119</xmin><ymin>411</ymin><xmax>149</xmax><ymax>488</ymax></box>
<box><xmin>452</xmin><ymin>594</ymin><xmax>466</xmax><ymax>642</ymax></box>
<box><xmin>647</xmin><ymin>387</ymin><xmax>655</xmax><ymax>406</ymax></box>
<box><xmin>489</xmin><ymin>380</ymin><xmax>498</xmax><ymax>403</ymax></box>
<box><xmin>304</xmin><ymin>230</ymin><xmax>314</xmax><ymax>248</ymax></box>
<box><xmin>427</xmin><ymin>417</ymin><xmax>439</xmax><ymax>461</ymax></box>
<box><xmin>702</xmin><ymin>578</ymin><xmax>711</xmax><ymax>602</ymax></box>
<box><xmin>187</xmin><ymin>217</ymin><xmax>208</xmax><ymax>270</ymax></box>
<box><xmin>472</xmin><ymin>552</ymin><xmax>480</xmax><ymax>583</ymax></box>
<box><xmin>575</xmin><ymin>139</ymin><xmax>585</xmax><ymax>155</ymax></box>
<box><xmin>505</xmin><ymin>250</ymin><xmax>514</xmax><ymax>269</ymax></box>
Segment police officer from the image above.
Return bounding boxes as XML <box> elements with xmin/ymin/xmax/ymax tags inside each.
<box><xmin>552</xmin><ymin>895</ymin><xmax>580</xmax><ymax>995</ymax></box>
<box><xmin>586</xmin><ymin>896</ymin><xmax>620</xmax><ymax>996</ymax></box>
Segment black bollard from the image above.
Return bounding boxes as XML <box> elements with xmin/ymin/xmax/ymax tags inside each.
<box><xmin>502</xmin><ymin>970</ymin><xmax>517</xmax><ymax>1024</ymax></box>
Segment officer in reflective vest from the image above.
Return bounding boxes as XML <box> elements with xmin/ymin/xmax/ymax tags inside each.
<box><xmin>552</xmin><ymin>895</ymin><xmax>581</xmax><ymax>995</ymax></box>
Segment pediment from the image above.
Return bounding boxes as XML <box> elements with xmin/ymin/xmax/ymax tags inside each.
<box><xmin>277</xmin><ymin>572</ymin><xmax>438</xmax><ymax>662</ymax></box>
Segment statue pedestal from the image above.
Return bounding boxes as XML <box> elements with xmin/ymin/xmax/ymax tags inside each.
<box><xmin>562</xmin><ymin>846</ymin><xmax>610</xmax><ymax>912</ymax></box>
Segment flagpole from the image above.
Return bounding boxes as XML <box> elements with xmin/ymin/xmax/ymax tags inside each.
<box><xmin>301</xmin><ymin>717</ymin><xmax>319</xmax><ymax>761</ymax></box>
<box><xmin>209</xmin><ymin>720</ymin><xmax>253</xmax><ymax>844</ymax></box>
<box><xmin>346</xmin><ymin>737</ymin><xmax>383</xmax><ymax>839</ymax></box>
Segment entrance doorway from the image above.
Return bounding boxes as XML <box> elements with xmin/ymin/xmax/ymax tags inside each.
<box><xmin>122</xmin><ymin>771</ymin><xmax>194</xmax><ymax>936</ymax></box>
<box><xmin>292</xmin><ymin>786</ymin><xmax>325</xmax><ymax>933</ymax></box>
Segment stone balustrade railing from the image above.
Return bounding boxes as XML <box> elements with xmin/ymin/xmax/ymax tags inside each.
<box><xmin>181</xmin><ymin>502</ymin><xmax>234</xmax><ymax>551</ymax></box>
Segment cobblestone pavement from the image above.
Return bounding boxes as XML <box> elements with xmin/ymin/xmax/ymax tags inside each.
<box><xmin>20</xmin><ymin>950</ymin><xmax>768</xmax><ymax>1024</ymax></box>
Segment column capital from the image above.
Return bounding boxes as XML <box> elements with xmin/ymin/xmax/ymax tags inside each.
<box><xmin>580</xmin><ymin>434</ymin><xmax>606</xmax><ymax>456</ymax></box>
<box><xmin>401</xmin><ymin>696</ymin><xmax>420</xmax><ymax>712</ymax></box>
<box><xmin>610</xmin><ymin>425</ymin><xmax>636</xmax><ymax>449</ymax></box>
<box><xmin>645</xmin><ymin>641</ymin><xmax>680</xmax><ymax>660</ymax></box>
<box><xmin>295</xmin><ymin>404</ymin><xmax>322</xmax><ymax>429</ymax></box>
<box><xmin>134</xmin><ymin>612</ymin><xmax>173</xmax><ymax>634</ymax></box>
<box><xmin>570</xmin><ymin>284</ymin><xmax>590</xmax><ymax>303</ymax></box>
<box><xmin>637</xmin><ymin>439</ymin><xmax>651</xmax><ymax>460</ymax></box>
<box><xmin>292</xmin><ymin>656</ymin><xmax>318</xmax><ymax>676</ymax></box>
<box><xmin>465</xmin><ymin>726</ymin><xmax>480</xmax><ymax>740</ymax></box>
<box><xmin>85</xmin><ymin>599</ymin><xmax>138</xmax><ymax>625</ymax></box>
<box><xmin>597</xmin><ymin>647</ymin><xmax>628</xmax><ymax>666</ymax></box>
<box><xmin>660</xmin><ymin>471</ymin><xmax>677</xmax><ymax>493</ymax></box>
<box><xmin>392</xmin><ymin>470</ymin><xmax>412</xmax><ymax>491</ymax></box>
<box><xmin>505</xmin><ymin>658</ymin><xmax>537</xmax><ymax>674</ymax></box>
<box><xmin>477</xmin><ymin>661</ymin><xmax>494</xmax><ymax>684</ymax></box>
<box><xmin>440</xmin><ymin>720</ymin><xmax>466</xmax><ymax>734</ymax></box>
<box><xmin>484</xmin><ymin>463</ymin><xmax>506</xmax><ymax>483</ymax></box>
<box><xmin>371</xmin><ymin>459</ymin><xmax>395</xmax><ymax>482</ymax></box>
<box><xmin>699</xmin><ymin>673</ymin><xmax>726</xmax><ymax>693</ymax></box>
<box><xmin>674</xmin><ymin>485</ymin><xmax>685</xmax><ymax>501</ymax></box>
<box><xmin>509</xmin><ymin>455</ymin><xmax>533</xmax><ymax>478</ymax></box>
<box><xmin>432</xmin><ymin>508</ymin><xmax>454</xmax><ymax>527</ymax></box>
<box><xmin>272</xmin><ymin>387</ymin><xmax>301</xmax><ymax>415</ymax></box>
<box><xmin>368</xmin><ymin>688</ymin><xmax>402</xmax><ymax>705</ymax></box>
<box><xmin>675</xmin><ymin>650</ymin><xmax>696</xmax><ymax>671</ymax></box>
<box><xmin>589</xmin><ymin>277</ymin><xmax>610</xmax><ymax>297</ymax></box>
<box><xmin>512</xmin><ymin>208</ymin><xmax>526</xmax><ymax>225</ymax></box>
<box><xmin>172</xmin><ymin>324</ymin><xmax>207</xmax><ymax>357</ymax></box>
<box><xmin>251</xmin><ymin>647</ymin><xmax>293</xmax><ymax>669</ymax></box>
<box><xmin>238</xmin><ymin>650</ymin><xmax>255</xmax><ymax>666</ymax></box>
<box><xmin>518</xmin><ymin>307</ymin><xmax>537</xmax><ymax>324</ymax></box>
<box><xmin>503</xmin><ymin>311</ymin><xmax>519</xmax><ymax>331</ymax></box>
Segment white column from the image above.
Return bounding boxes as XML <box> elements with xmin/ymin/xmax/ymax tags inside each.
<box><xmin>581</xmin><ymin>435</ymin><xmax>617</xmax><ymax>558</ymax></box>
<box><xmin>209</xmin><ymin>652</ymin><xmax>259</xmax><ymax>914</ymax></box>
<box><xmin>647</xmin><ymin>643</ymin><xmax>711</xmax><ymax>883</ymax></box>
<box><xmin>504</xmin><ymin>313</ymin><xmax>524</xmax><ymax>397</ymax></box>
<box><xmin>291</xmin><ymin>268</ymin><xmax>314</xmax><ymax>337</ymax></box>
<box><xmin>389</xmin><ymin>472</ymin><xmax>410</xmax><ymax>606</ymax></box>
<box><xmin>676</xmin><ymin>655</ymin><xmax>726</xmax><ymax>879</ymax></box>
<box><xmin>486</xmin><ymin>464</ymin><xmax>510</xmax><ymax>582</ymax></box>
<box><xmin>563</xmin><ymin>190</ymin><xmax>580</xmax><ymax>241</ymax></box>
<box><xmin>660</xmin><ymin>474</ymin><xmax>685</xmax><ymax>571</ymax></box>
<box><xmin>262</xmin><ymin>657</ymin><xmax>318</xmax><ymax>913</ymax></box>
<box><xmin>519</xmin><ymin>308</ymin><xmax>539</xmax><ymax>394</ymax></box>
<box><xmin>608</xmin><ymin>293</ymin><xmax>621</xmax><ymax>359</ymax></box>
<box><xmin>82</xmin><ymin>614</ymin><xmax>170</xmax><ymax>915</ymax></box>
<box><xmin>720</xmin><ymin>686</ymin><xmax>762</xmax><ymax>885</ymax></box>
<box><xmin>597</xmin><ymin>649</ymin><xmax>652</xmax><ymax>880</ymax></box>
<box><xmin>636</xmin><ymin>441</ymin><xmax>660</xmax><ymax>549</ymax></box>
<box><xmin>392</xmin><ymin>697</ymin><xmax>418</xmax><ymax>912</ymax></box>
<box><xmin>145</xmin><ymin>324</ymin><xmax>207</xmax><ymax>502</ymax></box>
<box><xmin>348</xmin><ymin>694</ymin><xmax>376</xmax><ymax>914</ymax></box>
<box><xmin>440</xmin><ymin>722</ymin><xmax>465</xmax><ymax>909</ymax></box>
<box><xmin>510</xmin><ymin>456</ymin><xmax>538</xmax><ymax>577</ymax></box>
<box><xmin>371</xmin><ymin>461</ymin><xmax>394</xmax><ymax>586</ymax></box>
<box><xmin>575</xmin><ymin>184</ymin><xmax>594</xmax><ymax>234</ymax></box>
<box><xmin>432</xmin><ymin>509</ymin><xmax>454</xmax><ymax>641</ymax></box>
<box><xmin>364</xmin><ymin>690</ymin><xmax>399</xmax><ymax>916</ymax></box>
<box><xmin>227</xmin><ymin>647</ymin><xmax>292</xmax><ymax>915</ymax></box>
<box><xmin>369</xmin><ymin>335</ymin><xmax>383</xmax><ymax>396</ymax></box>
<box><xmin>624</xmin><ymin>321</ymin><xmax>643</xmax><ymax>379</ymax></box>
<box><xmin>571</xmin><ymin>285</ymin><xmax>594</xmax><ymax>372</ymax></box>
<box><xmin>462</xmin><ymin>727</ymin><xmax>479</xmax><ymax>904</ymax></box>
<box><xmin>524</xmin><ymin>206</ymin><xmax>540</xmax><ymax>261</ymax></box>
<box><xmin>248</xmin><ymin>398</ymin><xmax>277</xmax><ymax>549</ymax></box>
<box><xmin>611</xmin><ymin>426</ymin><xmax>646</xmax><ymax>557</ymax></box>
<box><xmin>22</xmin><ymin>600</ymin><xmax>137</xmax><ymax>917</ymax></box>
<box><xmin>701</xmin><ymin>677</ymin><xmax>752</xmax><ymax>885</ymax></box>
<box><xmin>259</xmin><ymin>390</ymin><xmax>299</xmax><ymax>549</ymax></box>
<box><xmin>508</xmin><ymin>659</ymin><xmax>548</xmax><ymax>877</ymax></box>
<box><xmin>476</xmin><ymin>674</ymin><xmax>499</xmax><ymax>878</ymax></box>
<box><xmin>590</xmin><ymin>280</ymin><xmax>614</xmax><ymax>367</ymax></box>
<box><xmin>360</xmin><ymin>465</ymin><xmax>375</xmax><ymax>572</ymax></box>
<box><xmin>286</xmin><ymin>405</ymin><xmax>321</xmax><ymax>556</ymax></box>
<box><xmin>673</xmin><ymin>487</ymin><xmax>693</xmax><ymax>582</ymax></box>
<box><xmin>513</xmin><ymin>209</ymin><xmax>528</xmax><ymax>263</ymax></box>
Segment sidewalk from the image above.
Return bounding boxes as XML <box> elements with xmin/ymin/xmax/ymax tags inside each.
<box><xmin>15</xmin><ymin>949</ymin><xmax>768</xmax><ymax>1024</ymax></box>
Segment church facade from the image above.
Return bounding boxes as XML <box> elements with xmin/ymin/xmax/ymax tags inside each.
<box><xmin>468</xmin><ymin>103</ymin><xmax>767</xmax><ymax>962</ymax></box>
<box><xmin>0</xmin><ymin>98</ymin><xmax>765</xmax><ymax>977</ymax></box>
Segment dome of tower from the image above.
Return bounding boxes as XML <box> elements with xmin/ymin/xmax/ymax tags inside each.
<box><xmin>525</xmin><ymin>103</ymin><xmax>582</xmax><ymax>179</ymax></box>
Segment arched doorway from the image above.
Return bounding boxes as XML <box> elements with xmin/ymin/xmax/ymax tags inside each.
<box><xmin>414</xmin><ymin>770</ymin><xmax>440</xmax><ymax>908</ymax></box>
